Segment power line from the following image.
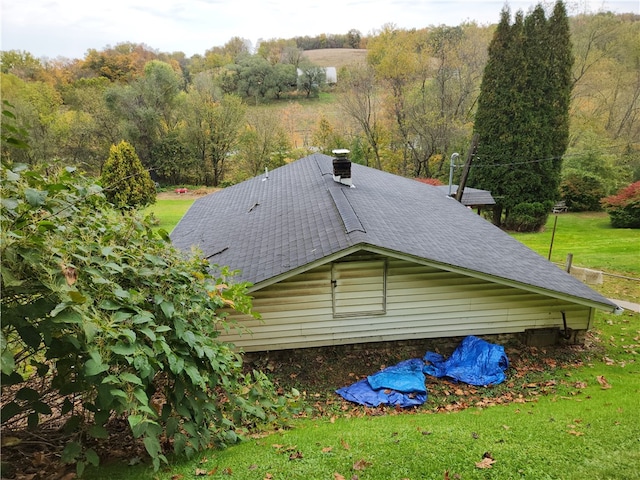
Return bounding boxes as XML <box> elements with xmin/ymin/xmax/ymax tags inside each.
<box><xmin>462</xmin><ymin>143</ymin><xmax>638</xmax><ymax>169</ymax></box>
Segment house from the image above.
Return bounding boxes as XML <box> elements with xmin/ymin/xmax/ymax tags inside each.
<box><xmin>170</xmin><ymin>152</ymin><xmax>618</xmax><ymax>352</ymax></box>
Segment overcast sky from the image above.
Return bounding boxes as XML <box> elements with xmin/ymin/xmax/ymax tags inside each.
<box><xmin>2</xmin><ymin>0</ymin><xmax>638</xmax><ymax>60</ymax></box>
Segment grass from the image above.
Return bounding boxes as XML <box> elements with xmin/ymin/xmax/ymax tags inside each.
<box><xmin>511</xmin><ymin>212</ymin><xmax>639</xmax><ymax>278</ymax></box>
<box><xmin>84</xmin><ymin>209</ymin><xmax>640</xmax><ymax>479</ymax></box>
<box><xmin>143</xmin><ymin>199</ymin><xmax>194</xmax><ymax>233</ymax></box>
<box><xmin>86</xmin><ymin>307</ymin><xmax>640</xmax><ymax>479</ymax></box>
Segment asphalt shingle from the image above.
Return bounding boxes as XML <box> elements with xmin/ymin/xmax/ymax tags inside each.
<box><xmin>170</xmin><ymin>153</ymin><xmax>615</xmax><ymax>309</ymax></box>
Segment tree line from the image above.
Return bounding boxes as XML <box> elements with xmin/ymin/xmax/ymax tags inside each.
<box><xmin>1</xmin><ymin>10</ymin><xmax>638</xmax><ymax>203</ymax></box>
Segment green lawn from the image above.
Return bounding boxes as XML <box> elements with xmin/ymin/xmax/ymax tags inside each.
<box><xmin>85</xmin><ymin>209</ymin><xmax>640</xmax><ymax>479</ymax></box>
<box><xmin>512</xmin><ymin>212</ymin><xmax>639</xmax><ymax>277</ymax></box>
<box><xmin>143</xmin><ymin>198</ymin><xmax>194</xmax><ymax>233</ymax></box>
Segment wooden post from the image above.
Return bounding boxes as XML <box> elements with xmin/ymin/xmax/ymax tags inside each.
<box><xmin>455</xmin><ymin>133</ymin><xmax>479</xmax><ymax>203</ymax></box>
<box><xmin>548</xmin><ymin>215</ymin><xmax>558</xmax><ymax>260</ymax></box>
<box><xmin>565</xmin><ymin>253</ymin><xmax>573</xmax><ymax>273</ymax></box>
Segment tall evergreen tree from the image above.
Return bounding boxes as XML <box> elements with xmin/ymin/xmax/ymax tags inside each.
<box><xmin>470</xmin><ymin>1</ymin><xmax>574</xmax><ymax>230</ymax></box>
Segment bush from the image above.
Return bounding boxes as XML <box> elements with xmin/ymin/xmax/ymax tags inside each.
<box><xmin>601</xmin><ymin>181</ymin><xmax>640</xmax><ymax>228</ymax></box>
<box><xmin>560</xmin><ymin>172</ymin><xmax>606</xmax><ymax>212</ymax></box>
<box><xmin>101</xmin><ymin>141</ymin><xmax>156</xmax><ymax>210</ymax></box>
<box><xmin>1</xmin><ymin>162</ymin><xmax>292</xmax><ymax>475</ymax></box>
<box><xmin>505</xmin><ymin>201</ymin><xmax>552</xmax><ymax>232</ymax></box>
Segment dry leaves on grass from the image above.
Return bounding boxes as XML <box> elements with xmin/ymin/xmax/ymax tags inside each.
<box><xmin>475</xmin><ymin>452</ymin><xmax>496</xmax><ymax>469</ymax></box>
<box><xmin>289</xmin><ymin>451</ymin><xmax>304</xmax><ymax>460</ymax></box>
<box><xmin>596</xmin><ymin>375</ymin><xmax>611</xmax><ymax>389</ymax></box>
<box><xmin>353</xmin><ymin>458</ymin><xmax>372</xmax><ymax>470</ymax></box>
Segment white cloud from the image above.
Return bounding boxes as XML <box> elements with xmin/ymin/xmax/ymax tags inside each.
<box><xmin>1</xmin><ymin>0</ymin><xmax>638</xmax><ymax>59</ymax></box>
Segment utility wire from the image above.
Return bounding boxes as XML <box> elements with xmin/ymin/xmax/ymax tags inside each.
<box><xmin>457</xmin><ymin>143</ymin><xmax>638</xmax><ymax>169</ymax></box>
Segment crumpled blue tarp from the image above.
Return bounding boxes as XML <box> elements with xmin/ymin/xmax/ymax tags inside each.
<box><xmin>335</xmin><ymin>359</ymin><xmax>427</xmax><ymax>407</ymax></box>
<box><xmin>336</xmin><ymin>336</ymin><xmax>509</xmax><ymax>407</ymax></box>
<box><xmin>423</xmin><ymin>335</ymin><xmax>509</xmax><ymax>386</ymax></box>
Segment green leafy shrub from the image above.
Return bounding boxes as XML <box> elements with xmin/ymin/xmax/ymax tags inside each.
<box><xmin>559</xmin><ymin>172</ymin><xmax>606</xmax><ymax>212</ymax></box>
<box><xmin>601</xmin><ymin>181</ymin><xmax>640</xmax><ymax>228</ymax></box>
<box><xmin>505</xmin><ymin>201</ymin><xmax>552</xmax><ymax>232</ymax></box>
<box><xmin>1</xmin><ymin>162</ymin><xmax>291</xmax><ymax>475</ymax></box>
<box><xmin>101</xmin><ymin>140</ymin><xmax>156</xmax><ymax>210</ymax></box>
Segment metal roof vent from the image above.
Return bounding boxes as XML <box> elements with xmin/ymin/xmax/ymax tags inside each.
<box><xmin>332</xmin><ymin>149</ymin><xmax>352</xmax><ymax>186</ymax></box>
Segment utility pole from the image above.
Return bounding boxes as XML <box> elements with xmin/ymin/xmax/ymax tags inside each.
<box><xmin>455</xmin><ymin>133</ymin><xmax>479</xmax><ymax>203</ymax></box>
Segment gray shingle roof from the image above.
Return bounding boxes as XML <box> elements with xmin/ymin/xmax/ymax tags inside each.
<box><xmin>170</xmin><ymin>154</ymin><xmax>615</xmax><ymax>310</ymax></box>
<box><xmin>434</xmin><ymin>184</ymin><xmax>496</xmax><ymax>207</ymax></box>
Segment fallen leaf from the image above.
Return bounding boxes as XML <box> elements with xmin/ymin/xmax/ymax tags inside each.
<box><xmin>249</xmin><ymin>464</ymin><xmax>258</xmax><ymax>470</ymax></box>
<box><xmin>340</xmin><ymin>438</ymin><xmax>350</xmax><ymax>450</ymax></box>
<box><xmin>568</xmin><ymin>430</ymin><xmax>584</xmax><ymax>436</ymax></box>
<box><xmin>32</xmin><ymin>451</ymin><xmax>47</xmax><ymax>467</ymax></box>
<box><xmin>475</xmin><ymin>457</ymin><xmax>496</xmax><ymax>469</ymax></box>
<box><xmin>223</xmin><ymin>467</ymin><xmax>232</xmax><ymax>475</ymax></box>
<box><xmin>60</xmin><ymin>263</ymin><xmax>77</xmax><ymax>286</ymax></box>
<box><xmin>264</xmin><ymin>474</ymin><xmax>273</xmax><ymax>480</ymax></box>
<box><xmin>322</xmin><ymin>446</ymin><xmax>333</xmax><ymax>453</ymax></box>
<box><xmin>195</xmin><ymin>468</ymin><xmax>208</xmax><ymax>476</ymax></box>
<box><xmin>334</xmin><ymin>473</ymin><xmax>346</xmax><ymax>480</ymax></box>
<box><xmin>289</xmin><ymin>451</ymin><xmax>304</xmax><ymax>460</ymax></box>
<box><xmin>596</xmin><ymin>375</ymin><xmax>611</xmax><ymax>389</ymax></box>
<box><xmin>574</xmin><ymin>381</ymin><xmax>588</xmax><ymax>389</ymax></box>
<box><xmin>171</xmin><ymin>475</ymin><xmax>184</xmax><ymax>480</ymax></box>
<box><xmin>2</xmin><ymin>436</ymin><xmax>22</xmax><ymax>447</ymax></box>
<box><xmin>353</xmin><ymin>459</ymin><xmax>372</xmax><ymax>471</ymax></box>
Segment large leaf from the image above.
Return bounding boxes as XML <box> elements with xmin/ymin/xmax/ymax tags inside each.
<box><xmin>119</xmin><ymin>372</ymin><xmax>143</xmax><ymax>386</ymax></box>
<box><xmin>85</xmin><ymin>358</ymin><xmax>109</xmax><ymax>376</ymax></box>
<box><xmin>24</xmin><ymin>188</ymin><xmax>47</xmax><ymax>207</ymax></box>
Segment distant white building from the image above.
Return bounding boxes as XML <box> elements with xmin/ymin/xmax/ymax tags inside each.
<box><xmin>325</xmin><ymin>67</ymin><xmax>337</xmax><ymax>84</ymax></box>
<box><xmin>296</xmin><ymin>67</ymin><xmax>337</xmax><ymax>85</ymax></box>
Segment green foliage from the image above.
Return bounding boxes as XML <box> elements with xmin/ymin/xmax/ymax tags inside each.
<box><xmin>559</xmin><ymin>172</ymin><xmax>605</xmax><ymax>211</ymax></box>
<box><xmin>601</xmin><ymin>181</ymin><xmax>640</xmax><ymax>228</ymax></box>
<box><xmin>1</xmin><ymin>100</ymin><xmax>29</xmax><ymax>154</ymax></box>
<box><xmin>1</xmin><ymin>162</ymin><xmax>291</xmax><ymax>473</ymax></box>
<box><xmin>471</xmin><ymin>1</ymin><xmax>573</xmax><ymax>231</ymax></box>
<box><xmin>297</xmin><ymin>63</ymin><xmax>327</xmax><ymax>98</ymax></box>
<box><xmin>101</xmin><ymin>140</ymin><xmax>156</xmax><ymax>210</ymax></box>
<box><xmin>504</xmin><ymin>201</ymin><xmax>553</xmax><ymax>232</ymax></box>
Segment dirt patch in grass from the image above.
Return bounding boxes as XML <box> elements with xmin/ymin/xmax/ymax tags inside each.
<box><xmin>156</xmin><ymin>187</ymin><xmax>219</xmax><ymax>200</ymax></box>
<box><xmin>244</xmin><ymin>334</ymin><xmax>598</xmax><ymax>417</ymax></box>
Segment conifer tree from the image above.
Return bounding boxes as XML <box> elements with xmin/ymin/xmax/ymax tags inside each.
<box><xmin>101</xmin><ymin>140</ymin><xmax>156</xmax><ymax>210</ymax></box>
<box><xmin>470</xmin><ymin>1</ymin><xmax>573</xmax><ymax>230</ymax></box>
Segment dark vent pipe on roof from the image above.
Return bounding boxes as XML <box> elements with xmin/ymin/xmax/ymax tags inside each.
<box><xmin>332</xmin><ymin>149</ymin><xmax>352</xmax><ymax>186</ymax></box>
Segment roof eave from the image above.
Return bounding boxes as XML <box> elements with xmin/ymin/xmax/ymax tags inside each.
<box><xmin>250</xmin><ymin>243</ymin><xmax>617</xmax><ymax>313</ymax></box>
<box><xmin>360</xmin><ymin>245</ymin><xmax>618</xmax><ymax>312</ymax></box>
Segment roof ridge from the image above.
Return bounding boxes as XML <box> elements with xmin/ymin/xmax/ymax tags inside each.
<box><xmin>327</xmin><ymin>186</ymin><xmax>365</xmax><ymax>234</ymax></box>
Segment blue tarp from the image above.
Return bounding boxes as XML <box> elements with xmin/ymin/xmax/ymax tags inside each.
<box><xmin>423</xmin><ymin>335</ymin><xmax>509</xmax><ymax>386</ymax></box>
<box><xmin>335</xmin><ymin>359</ymin><xmax>427</xmax><ymax>408</ymax></box>
<box><xmin>336</xmin><ymin>336</ymin><xmax>509</xmax><ymax>407</ymax></box>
